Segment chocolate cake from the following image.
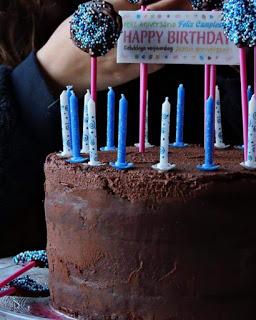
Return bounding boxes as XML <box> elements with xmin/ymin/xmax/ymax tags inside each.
<box><xmin>44</xmin><ymin>146</ymin><xmax>256</xmax><ymax>320</ymax></box>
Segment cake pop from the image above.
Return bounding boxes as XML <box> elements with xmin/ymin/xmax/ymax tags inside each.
<box><xmin>13</xmin><ymin>250</ymin><xmax>48</xmax><ymax>268</ymax></box>
<box><xmin>0</xmin><ymin>276</ymin><xmax>49</xmax><ymax>298</ymax></box>
<box><xmin>222</xmin><ymin>0</ymin><xmax>256</xmax><ymax>163</ymax></box>
<box><xmin>222</xmin><ymin>0</ymin><xmax>256</xmax><ymax>47</ymax></box>
<box><xmin>70</xmin><ymin>1</ymin><xmax>122</xmax><ymax>57</ymax></box>
<box><xmin>0</xmin><ymin>250</ymin><xmax>48</xmax><ymax>292</ymax></box>
<box><xmin>70</xmin><ymin>0</ymin><xmax>122</xmax><ymax>104</ymax></box>
<box><xmin>191</xmin><ymin>0</ymin><xmax>224</xmax><ymax>10</ymax></box>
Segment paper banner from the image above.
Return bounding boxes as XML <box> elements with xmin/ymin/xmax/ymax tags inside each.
<box><xmin>117</xmin><ymin>11</ymin><xmax>239</xmax><ymax>65</ymax></box>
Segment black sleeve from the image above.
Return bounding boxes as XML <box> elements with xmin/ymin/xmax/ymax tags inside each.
<box><xmin>0</xmin><ymin>52</ymin><xmax>60</xmax><ymax>258</ymax></box>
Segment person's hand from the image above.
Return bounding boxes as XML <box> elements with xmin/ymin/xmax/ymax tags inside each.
<box><xmin>147</xmin><ymin>0</ymin><xmax>192</xmax><ymax>11</ymax></box>
<box><xmin>36</xmin><ymin>0</ymin><xmax>192</xmax><ymax>95</ymax></box>
<box><xmin>36</xmin><ymin>17</ymin><xmax>161</xmax><ymax>95</ymax></box>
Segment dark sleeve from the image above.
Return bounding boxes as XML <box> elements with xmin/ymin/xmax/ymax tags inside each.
<box><xmin>11</xmin><ymin>51</ymin><xmax>61</xmax><ymax>151</ymax></box>
<box><xmin>0</xmin><ymin>52</ymin><xmax>61</xmax><ymax>257</ymax></box>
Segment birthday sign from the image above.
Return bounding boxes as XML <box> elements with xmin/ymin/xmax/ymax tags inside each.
<box><xmin>117</xmin><ymin>11</ymin><xmax>239</xmax><ymax>65</ymax></box>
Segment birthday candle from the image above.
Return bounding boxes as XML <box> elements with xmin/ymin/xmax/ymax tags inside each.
<box><xmin>87</xmin><ymin>98</ymin><xmax>102</xmax><ymax>166</ymax></box>
<box><xmin>248</xmin><ymin>85</ymin><xmax>253</xmax><ymax>102</ymax></box>
<box><xmin>171</xmin><ymin>84</ymin><xmax>187</xmax><ymax>148</ymax></box>
<box><xmin>101</xmin><ymin>87</ymin><xmax>116</xmax><ymax>151</ymax></box>
<box><xmin>81</xmin><ymin>90</ymin><xmax>90</xmax><ymax>154</ymax></box>
<box><xmin>66</xmin><ymin>86</ymin><xmax>73</xmax><ymax>150</ymax></box>
<box><xmin>110</xmin><ymin>94</ymin><xmax>133</xmax><ymax>170</ymax></box>
<box><xmin>197</xmin><ymin>96</ymin><xmax>219</xmax><ymax>171</ymax></box>
<box><xmin>214</xmin><ymin>86</ymin><xmax>229</xmax><ymax>149</ymax></box>
<box><xmin>59</xmin><ymin>90</ymin><xmax>72</xmax><ymax>158</ymax></box>
<box><xmin>68</xmin><ymin>92</ymin><xmax>85</xmax><ymax>163</ymax></box>
<box><xmin>241</xmin><ymin>95</ymin><xmax>256</xmax><ymax>169</ymax></box>
<box><xmin>152</xmin><ymin>98</ymin><xmax>176</xmax><ymax>171</ymax></box>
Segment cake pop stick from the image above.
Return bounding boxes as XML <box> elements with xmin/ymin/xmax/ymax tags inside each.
<box><xmin>0</xmin><ymin>276</ymin><xmax>49</xmax><ymax>298</ymax></box>
<box><xmin>0</xmin><ymin>250</ymin><xmax>48</xmax><ymax>290</ymax></box>
<box><xmin>70</xmin><ymin>1</ymin><xmax>122</xmax><ymax>106</ymax></box>
<box><xmin>139</xmin><ymin>4</ymin><xmax>148</xmax><ymax>153</ymax></box>
<box><xmin>0</xmin><ymin>287</ymin><xmax>16</xmax><ymax>298</ymax></box>
<box><xmin>254</xmin><ymin>48</ymin><xmax>256</xmax><ymax>95</ymax></box>
<box><xmin>222</xmin><ymin>0</ymin><xmax>256</xmax><ymax>161</ymax></box>
<box><xmin>127</xmin><ymin>0</ymin><xmax>150</xmax><ymax>153</ymax></box>
<box><xmin>135</xmin><ymin>90</ymin><xmax>154</xmax><ymax>148</ymax></box>
<box><xmin>0</xmin><ymin>261</ymin><xmax>36</xmax><ymax>290</ymax></box>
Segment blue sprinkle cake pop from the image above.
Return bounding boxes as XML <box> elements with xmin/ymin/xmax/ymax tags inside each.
<box><xmin>222</xmin><ymin>0</ymin><xmax>256</xmax><ymax>47</ymax></box>
<box><xmin>9</xmin><ymin>276</ymin><xmax>49</xmax><ymax>297</ymax></box>
<box><xmin>13</xmin><ymin>250</ymin><xmax>48</xmax><ymax>268</ymax></box>
<box><xmin>70</xmin><ymin>1</ymin><xmax>123</xmax><ymax>57</ymax></box>
<box><xmin>191</xmin><ymin>0</ymin><xmax>224</xmax><ymax>10</ymax></box>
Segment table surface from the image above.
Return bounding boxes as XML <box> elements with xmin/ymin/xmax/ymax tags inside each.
<box><xmin>0</xmin><ymin>258</ymin><xmax>72</xmax><ymax>319</ymax></box>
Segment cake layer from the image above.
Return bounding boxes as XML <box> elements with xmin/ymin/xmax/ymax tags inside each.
<box><xmin>44</xmin><ymin>146</ymin><xmax>256</xmax><ymax>320</ymax></box>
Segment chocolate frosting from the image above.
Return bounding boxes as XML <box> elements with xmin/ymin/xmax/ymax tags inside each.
<box><xmin>70</xmin><ymin>1</ymin><xmax>122</xmax><ymax>57</ymax></box>
<box><xmin>45</xmin><ymin>146</ymin><xmax>256</xmax><ymax>319</ymax></box>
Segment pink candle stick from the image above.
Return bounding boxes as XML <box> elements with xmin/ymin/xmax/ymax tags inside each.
<box><xmin>204</xmin><ymin>65</ymin><xmax>210</xmax><ymax>102</ymax></box>
<box><xmin>239</xmin><ymin>48</ymin><xmax>248</xmax><ymax>161</ymax></box>
<box><xmin>0</xmin><ymin>287</ymin><xmax>16</xmax><ymax>298</ymax></box>
<box><xmin>91</xmin><ymin>57</ymin><xmax>97</xmax><ymax>103</ymax></box>
<box><xmin>0</xmin><ymin>260</ymin><xmax>36</xmax><ymax>289</ymax></box>
<box><xmin>254</xmin><ymin>47</ymin><xmax>256</xmax><ymax>95</ymax></box>
<box><xmin>139</xmin><ymin>5</ymin><xmax>148</xmax><ymax>153</ymax></box>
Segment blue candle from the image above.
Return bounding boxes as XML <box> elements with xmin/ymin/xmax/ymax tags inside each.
<box><xmin>248</xmin><ymin>85</ymin><xmax>253</xmax><ymax>102</ymax></box>
<box><xmin>171</xmin><ymin>84</ymin><xmax>188</xmax><ymax>148</ymax></box>
<box><xmin>110</xmin><ymin>94</ymin><xmax>133</xmax><ymax>170</ymax></box>
<box><xmin>66</xmin><ymin>86</ymin><xmax>73</xmax><ymax>150</ymax></box>
<box><xmin>101</xmin><ymin>87</ymin><xmax>116</xmax><ymax>151</ymax></box>
<box><xmin>67</xmin><ymin>92</ymin><xmax>86</xmax><ymax>163</ymax></box>
<box><xmin>197</xmin><ymin>96</ymin><xmax>219</xmax><ymax>171</ymax></box>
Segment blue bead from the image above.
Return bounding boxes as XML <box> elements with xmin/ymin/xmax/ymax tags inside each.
<box><xmin>13</xmin><ymin>250</ymin><xmax>48</xmax><ymax>268</ymax></box>
<box><xmin>222</xmin><ymin>0</ymin><xmax>256</xmax><ymax>47</ymax></box>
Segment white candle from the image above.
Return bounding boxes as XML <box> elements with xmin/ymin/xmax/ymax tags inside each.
<box><xmin>214</xmin><ymin>86</ymin><xmax>229</xmax><ymax>149</ymax></box>
<box><xmin>81</xmin><ymin>89</ymin><xmax>90</xmax><ymax>154</ymax></box>
<box><xmin>152</xmin><ymin>97</ymin><xmax>176</xmax><ymax>171</ymax></box>
<box><xmin>87</xmin><ymin>98</ymin><xmax>102</xmax><ymax>166</ymax></box>
<box><xmin>58</xmin><ymin>90</ymin><xmax>72</xmax><ymax>158</ymax></box>
<box><xmin>241</xmin><ymin>95</ymin><xmax>256</xmax><ymax>169</ymax></box>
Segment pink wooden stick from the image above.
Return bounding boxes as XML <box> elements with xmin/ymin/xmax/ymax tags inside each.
<box><xmin>139</xmin><ymin>5</ymin><xmax>148</xmax><ymax>153</ymax></box>
<box><xmin>239</xmin><ymin>48</ymin><xmax>248</xmax><ymax>161</ymax></box>
<box><xmin>0</xmin><ymin>287</ymin><xmax>16</xmax><ymax>298</ymax></box>
<box><xmin>254</xmin><ymin>47</ymin><xmax>256</xmax><ymax>95</ymax></box>
<box><xmin>210</xmin><ymin>65</ymin><xmax>216</xmax><ymax>101</ymax></box>
<box><xmin>91</xmin><ymin>56</ymin><xmax>97</xmax><ymax>103</ymax></box>
<box><xmin>204</xmin><ymin>65</ymin><xmax>210</xmax><ymax>102</ymax></box>
<box><xmin>0</xmin><ymin>261</ymin><xmax>36</xmax><ymax>289</ymax></box>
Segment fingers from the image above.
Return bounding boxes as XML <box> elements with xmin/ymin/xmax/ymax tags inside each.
<box><xmin>147</xmin><ymin>0</ymin><xmax>192</xmax><ymax>11</ymax></box>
